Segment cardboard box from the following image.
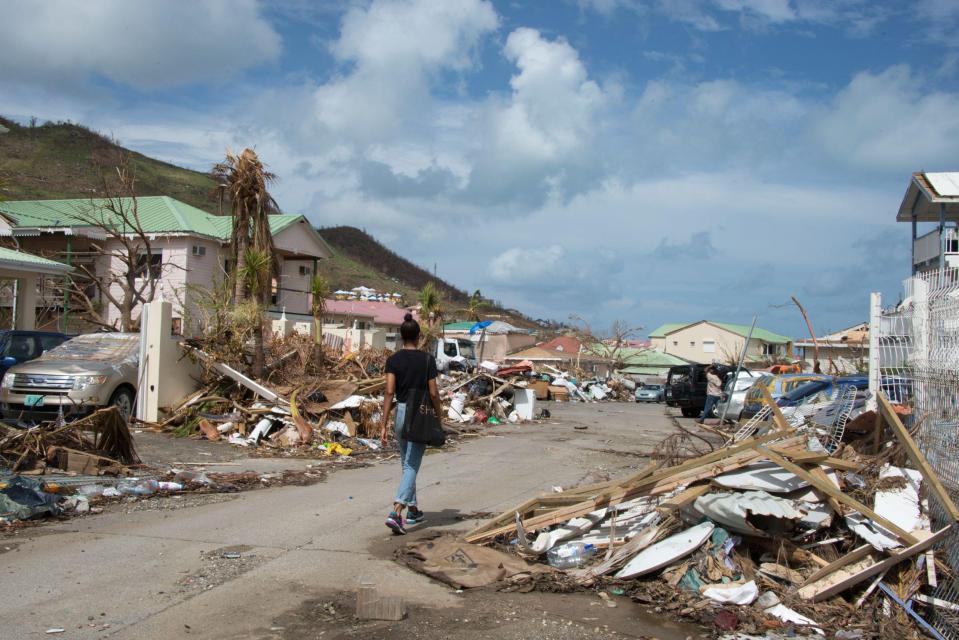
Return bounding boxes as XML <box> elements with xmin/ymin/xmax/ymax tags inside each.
<box><xmin>530</xmin><ymin>380</ymin><xmax>549</xmax><ymax>401</ymax></box>
<box><xmin>548</xmin><ymin>385</ymin><xmax>569</xmax><ymax>402</ymax></box>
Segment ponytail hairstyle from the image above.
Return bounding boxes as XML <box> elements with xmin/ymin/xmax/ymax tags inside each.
<box><xmin>400</xmin><ymin>313</ymin><xmax>421</xmax><ymax>344</ymax></box>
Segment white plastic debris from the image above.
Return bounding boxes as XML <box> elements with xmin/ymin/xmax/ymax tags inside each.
<box><xmin>330</xmin><ymin>395</ymin><xmax>365</xmax><ymax>410</ymax></box>
<box><xmin>324</xmin><ymin>421</ymin><xmax>351</xmax><ymax>436</ymax></box>
<box><xmin>755</xmin><ymin>591</ymin><xmax>824</xmax><ymax>634</ymax></box>
<box><xmin>701</xmin><ymin>580</ymin><xmax>758</xmax><ymax>605</ymax></box>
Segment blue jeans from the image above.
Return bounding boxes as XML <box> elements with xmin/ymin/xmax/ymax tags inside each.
<box><xmin>700</xmin><ymin>395</ymin><xmax>721</xmax><ymax>421</ymax></box>
<box><xmin>393</xmin><ymin>402</ymin><xmax>426</xmax><ymax>507</ymax></box>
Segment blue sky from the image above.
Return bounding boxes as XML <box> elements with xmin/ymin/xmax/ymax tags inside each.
<box><xmin>3</xmin><ymin>0</ymin><xmax>958</xmax><ymax>338</ymax></box>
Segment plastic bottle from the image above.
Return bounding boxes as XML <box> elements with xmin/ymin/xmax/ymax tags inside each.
<box><xmin>546</xmin><ymin>542</ymin><xmax>596</xmax><ymax>569</ymax></box>
<box><xmin>117</xmin><ymin>478</ymin><xmax>159</xmax><ymax>496</ymax></box>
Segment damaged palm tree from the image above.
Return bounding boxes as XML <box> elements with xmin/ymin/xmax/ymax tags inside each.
<box><xmin>212</xmin><ymin>149</ymin><xmax>279</xmax><ymax>379</ymax></box>
<box><xmin>418</xmin><ymin>281</ymin><xmax>444</xmax><ymax>351</ymax></box>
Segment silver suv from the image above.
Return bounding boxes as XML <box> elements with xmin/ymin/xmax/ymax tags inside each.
<box><xmin>0</xmin><ymin>333</ymin><xmax>139</xmax><ymax>423</ymax></box>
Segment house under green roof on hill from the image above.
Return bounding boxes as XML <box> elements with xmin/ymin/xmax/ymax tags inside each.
<box><xmin>648</xmin><ymin>320</ymin><xmax>793</xmax><ymax>365</ymax></box>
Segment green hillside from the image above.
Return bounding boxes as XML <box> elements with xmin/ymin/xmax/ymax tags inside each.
<box><xmin>0</xmin><ymin>117</ymin><xmax>217</xmax><ymax>209</ymax></box>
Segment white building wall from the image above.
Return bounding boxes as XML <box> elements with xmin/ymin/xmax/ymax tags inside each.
<box><xmin>277</xmin><ymin>257</ymin><xmax>312</xmax><ymax>315</ymax></box>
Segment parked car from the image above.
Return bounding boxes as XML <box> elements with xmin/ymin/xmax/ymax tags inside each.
<box><xmin>777</xmin><ymin>375</ymin><xmax>869</xmax><ymax>410</ymax></box>
<box><xmin>665</xmin><ymin>364</ymin><xmax>733</xmax><ymax>417</ymax></box>
<box><xmin>713</xmin><ymin>369</ymin><xmax>761</xmax><ymax>421</ymax></box>
<box><xmin>0</xmin><ymin>333</ymin><xmax>139</xmax><ymax>423</ymax></box>
<box><xmin>739</xmin><ymin>373</ymin><xmax>832</xmax><ymax>420</ymax></box>
<box><xmin>635</xmin><ymin>383</ymin><xmax>665</xmax><ymax>403</ymax></box>
<box><xmin>0</xmin><ymin>330</ymin><xmax>69</xmax><ymax>380</ymax></box>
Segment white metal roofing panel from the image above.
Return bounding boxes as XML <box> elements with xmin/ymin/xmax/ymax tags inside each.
<box><xmin>926</xmin><ymin>172</ymin><xmax>959</xmax><ymax>197</ymax></box>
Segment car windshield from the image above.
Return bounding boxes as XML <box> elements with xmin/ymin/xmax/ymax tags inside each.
<box><xmin>668</xmin><ymin>369</ymin><xmax>690</xmax><ymax>384</ymax></box>
<box><xmin>783</xmin><ymin>379</ymin><xmax>830</xmax><ymax>402</ymax></box>
<box><xmin>39</xmin><ymin>333</ymin><xmax>139</xmax><ymax>364</ymax></box>
<box><xmin>458</xmin><ymin>341</ymin><xmax>476</xmax><ymax>359</ymax></box>
<box><xmin>644</xmin><ymin>385</ymin><xmax>661</xmax><ymax>390</ymax></box>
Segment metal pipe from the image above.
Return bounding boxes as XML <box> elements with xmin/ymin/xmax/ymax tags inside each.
<box><xmin>718</xmin><ymin>315</ymin><xmax>757</xmax><ymax>425</ymax></box>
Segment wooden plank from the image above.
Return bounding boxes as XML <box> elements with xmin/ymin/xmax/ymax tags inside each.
<box><xmin>819</xmin><ymin>457</ymin><xmax>864</xmax><ymax>472</ymax></box>
<box><xmin>769</xmin><ymin>446</ymin><xmax>828</xmax><ymax>464</ymax></box>
<box><xmin>756</xmin><ymin>446</ymin><xmax>919</xmax><ymax>546</ymax></box>
<box><xmin>808</xmin><ymin>466</ymin><xmax>845</xmax><ymax>516</ymax></box>
<box><xmin>466</xmin><ymin>431</ymin><xmax>799</xmax><ymax>544</ymax></box>
<box><xmin>795</xmin><ymin>544</ymin><xmax>873</xmax><ymax>590</ymax></box>
<box><xmin>466</xmin><ymin>448</ymin><xmax>766</xmax><ymax>543</ymax></box>
<box><xmin>656</xmin><ymin>484</ymin><xmax>711</xmax><ymax>514</ymax></box>
<box><xmin>762</xmin><ymin>385</ymin><xmax>792</xmax><ymax>432</ymax></box>
<box><xmin>878</xmin><ymin>392</ymin><xmax>959</xmax><ymax>522</ymax></box>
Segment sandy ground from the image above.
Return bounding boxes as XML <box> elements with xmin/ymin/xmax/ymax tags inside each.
<box><xmin>1</xmin><ymin>400</ymin><xmax>713</xmax><ymax>640</ymax></box>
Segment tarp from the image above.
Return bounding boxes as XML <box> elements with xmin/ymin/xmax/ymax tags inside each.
<box><xmin>0</xmin><ymin>476</ymin><xmax>61</xmax><ymax>521</ymax></box>
<box><xmin>399</xmin><ymin>534</ymin><xmax>551</xmax><ymax>589</ymax></box>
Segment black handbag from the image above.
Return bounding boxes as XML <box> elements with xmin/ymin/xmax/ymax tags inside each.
<box><xmin>401</xmin><ymin>353</ymin><xmax>446</xmax><ymax>447</ymax></box>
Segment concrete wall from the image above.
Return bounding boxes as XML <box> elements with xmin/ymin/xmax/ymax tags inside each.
<box><xmin>137</xmin><ymin>299</ymin><xmax>203</xmax><ymax>423</ymax></box>
<box><xmin>324</xmin><ymin>326</ymin><xmax>386</xmax><ymax>351</ymax></box>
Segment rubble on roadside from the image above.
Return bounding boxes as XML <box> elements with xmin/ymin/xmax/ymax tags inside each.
<box><xmin>150</xmin><ymin>335</ymin><xmax>640</xmax><ymax>456</ymax></box>
<box><xmin>0</xmin><ymin>407</ymin><xmax>140</xmax><ymax>477</ymax></box>
<box><xmin>418</xmin><ymin>392</ymin><xmax>957</xmax><ymax>639</ymax></box>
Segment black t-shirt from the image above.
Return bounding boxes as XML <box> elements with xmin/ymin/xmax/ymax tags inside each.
<box><xmin>386</xmin><ymin>349</ymin><xmax>438</xmax><ymax>403</ymax></box>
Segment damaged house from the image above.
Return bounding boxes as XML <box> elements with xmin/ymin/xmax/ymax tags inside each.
<box><xmin>0</xmin><ymin>197</ymin><xmax>332</xmax><ymax>334</ymax></box>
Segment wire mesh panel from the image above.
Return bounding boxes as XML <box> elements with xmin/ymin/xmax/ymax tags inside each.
<box><xmin>876</xmin><ymin>267</ymin><xmax>959</xmax><ymax>638</ymax></box>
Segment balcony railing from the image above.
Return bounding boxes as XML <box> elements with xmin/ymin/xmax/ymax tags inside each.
<box><xmin>914</xmin><ymin>228</ymin><xmax>959</xmax><ymax>267</ymax></box>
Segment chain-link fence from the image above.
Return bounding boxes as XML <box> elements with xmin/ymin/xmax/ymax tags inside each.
<box><xmin>873</xmin><ymin>267</ymin><xmax>959</xmax><ymax>638</ymax></box>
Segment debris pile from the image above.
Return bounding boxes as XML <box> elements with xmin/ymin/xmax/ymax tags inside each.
<box><xmin>0</xmin><ymin>407</ymin><xmax>139</xmax><ymax>476</ymax></box>
<box><xmin>457</xmin><ymin>392</ymin><xmax>958</xmax><ymax>638</ymax></box>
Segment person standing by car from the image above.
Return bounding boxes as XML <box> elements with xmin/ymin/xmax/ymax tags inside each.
<box><xmin>698</xmin><ymin>366</ymin><xmax>723</xmax><ymax>423</ymax></box>
<box><xmin>379</xmin><ymin>313</ymin><xmax>443</xmax><ymax>535</ymax></box>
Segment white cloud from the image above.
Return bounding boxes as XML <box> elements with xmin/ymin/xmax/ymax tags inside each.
<box><xmin>0</xmin><ymin>0</ymin><xmax>281</xmax><ymax>90</ymax></box>
<box><xmin>313</xmin><ymin>0</ymin><xmax>497</xmax><ymax>141</ymax></box>
<box><xmin>488</xmin><ymin>245</ymin><xmax>565</xmax><ymax>285</ymax></box>
<box><xmin>495</xmin><ymin>28</ymin><xmax>606</xmax><ymax>160</ymax></box>
<box><xmin>714</xmin><ymin>0</ymin><xmax>796</xmax><ymax>23</ymax></box>
<box><xmin>812</xmin><ymin>65</ymin><xmax>959</xmax><ymax>172</ymax></box>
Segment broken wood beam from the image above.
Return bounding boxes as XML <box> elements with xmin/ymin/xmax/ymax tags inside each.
<box><xmin>756</xmin><ymin>445</ymin><xmax>919</xmax><ymax>546</ymax></box>
<box><xmin>878</xmin><ymin>392</ymin><xmax>959</xmax><ymax>522</ymax></box>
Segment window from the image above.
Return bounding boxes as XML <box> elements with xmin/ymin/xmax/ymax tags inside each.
<box><xmin>689</xmin><ymin>341</ymin><xmax>695</xmax><ymax>347</ymax></box>
<box><xmin>191</xmin><ymin>245</ymin><xmax>206</xmax><ymax>257</ymax></box>
<box><xmin>299</xmin><ymin>265</ymin><xmax>311</xmax><ymax>276</ymax></box>
<box><xmin>703</xmin><ymin>340</ymin><xmax>716</xmax><ymax>353</ymax></box>
<box><xmin>672</xmin><ymin>341</ymin><xmax>678</xmax><ymax>347</ymax></box>
<box><xmin>3</xmin><ymin>335</ymin><xmax>38</xmax><ymax>360</ymax></box>
<box><xmin>39</xmin><ymin>335</ymin><xmax>66</xmax><ymax>353</ymax></box>
<box><xmin>135</xmin><ymin>251</ymin><xmax>163</xmax><ymax>279</ymax></box>
<box><xmin>444</xmin><ymin>342</ymin><xmax>458</xmax><ymax>357</ymax></box>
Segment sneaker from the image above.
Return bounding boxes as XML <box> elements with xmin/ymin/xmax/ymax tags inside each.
<box><xmin>385</xmin><ymin>512</ymin><xmax>406</xmax><ymax>535</ymax></box>
<box><xmin>406</xmin><ymin>507</ymin><xmax>425</xmax><ymax>525</ymax></box>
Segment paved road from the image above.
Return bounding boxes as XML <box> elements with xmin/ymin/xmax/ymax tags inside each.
<box><xmin>1</xmin><ymin>401</ymin><xmax>695</xmax><ymax>640</ymax></box>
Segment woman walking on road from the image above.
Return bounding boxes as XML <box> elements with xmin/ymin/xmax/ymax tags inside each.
<box><xmin>379</xmin><ymin>313</ymin><xmax>444</xmax><ymax>535</ymax></box>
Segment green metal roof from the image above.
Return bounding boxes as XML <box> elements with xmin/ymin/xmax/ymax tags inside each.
<box><xmin>618</xmin><ymin>365</ymin><xmax>673</xmax><ymax>375</ymax></box>
<box><xmin>0</xmin><ymin>197</ymin><xmax>307</xmax><ymax>242</ymax></box>
<box><xmin>0</xmin><ymin>246</ymin><xmax>72</xmax><ymax>273</ymax></box>
<box><xmin>648</xmin><ymin>323</ymin><xmax>688</xmax><ymax>338</ymax></box>
<box><xmin>444</xmin><ymin>321</ymin><xmax>475</xmax><ymax>331</ymax></box>
<box><xmin>650</xmin><ymin>320</ymin><xmax>791</xmax><ymax>344</ymax></box>
<box><xmin>708</xmin><ymin>322</ymin><xmax>791</xmax><ymax>344</ymax></box>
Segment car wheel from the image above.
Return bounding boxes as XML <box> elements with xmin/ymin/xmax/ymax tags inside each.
<box><xmin>681</xmin><ymin>407</ymin><xmax>697</xmax><ymax>418</ymax></box>
<box><xmin>109</xmin><ymin>387</ymin><xmax>135</xmax><ymax>421</ymax></box>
